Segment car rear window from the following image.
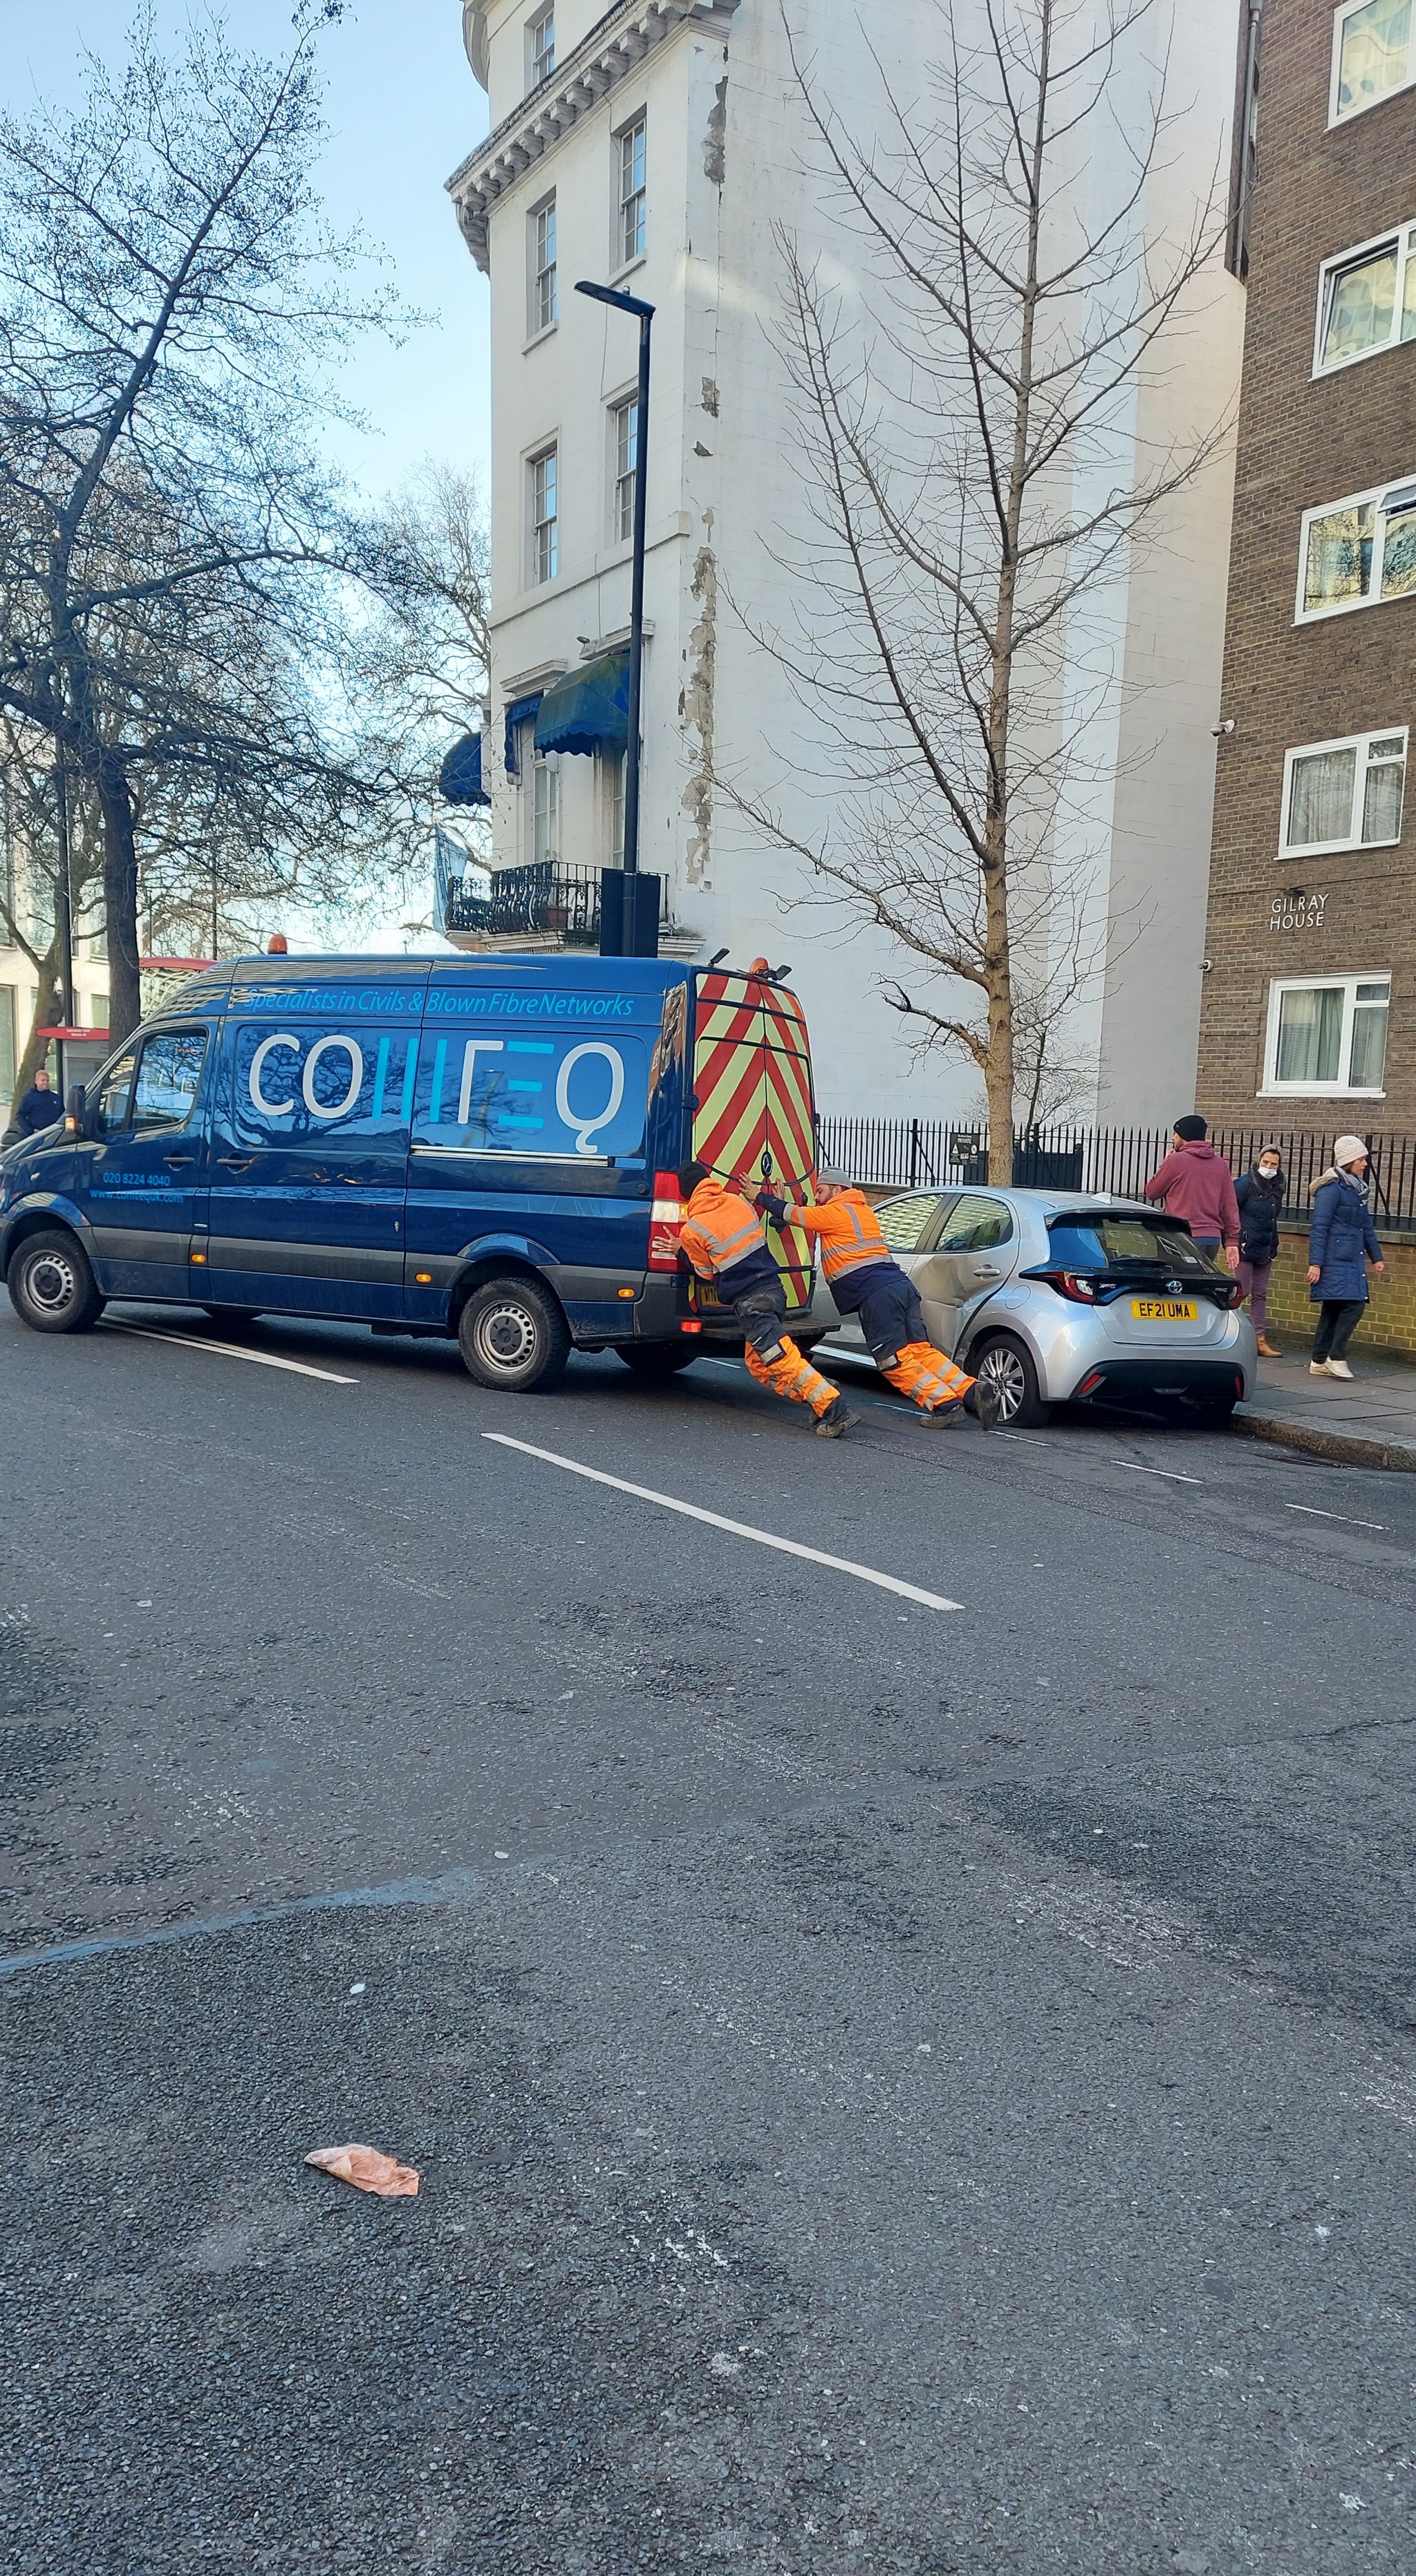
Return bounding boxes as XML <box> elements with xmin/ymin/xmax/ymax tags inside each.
<box><xmin>1047</xmin><ymin>1214</ymin><xmax>1213</xmax><ymax>1271</ymax></box>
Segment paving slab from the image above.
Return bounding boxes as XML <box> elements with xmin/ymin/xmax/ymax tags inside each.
<box><xmin>1236</xmin><ymin>1342</ymin><xmax>1416</xmax><ymax>1469</ymax></box>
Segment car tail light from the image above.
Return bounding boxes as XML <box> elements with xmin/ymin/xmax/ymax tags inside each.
<box><xmin>1037</xmin><ymin>1269</ymin><xmax>1099</xmax><ymax>1304</ymax></box>
<box><xmin>1216</xmin><ymin>1279</ymin><xmax>1245</xmax><ymax>1309</ymax></box>
<box><xmin>649</xmin><ymin>1171</ymin><xmax>687</xmax><ymax>1271</ymax></box>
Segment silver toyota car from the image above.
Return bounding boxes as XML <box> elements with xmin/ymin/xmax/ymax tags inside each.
<box><xmin>808</xmin><ymin>1186</ymin><xmax>1257</xmax><ymax>1427</ymax></box>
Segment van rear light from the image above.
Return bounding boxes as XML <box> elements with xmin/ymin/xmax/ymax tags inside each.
<box><xmin>649</xmin><ymin>1170</ymin><xmax>687</xmax><ymax>1271</ymax></box>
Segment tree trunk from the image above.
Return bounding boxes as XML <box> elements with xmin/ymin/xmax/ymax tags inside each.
<box><xmin>10</xmin><ymin>938</ymin><xmax>65</xmax><ymax>1108</ymax></box>
<box><xmin>984</xmin><ymin>972</ymin><xmax>1014</xmax><ymax>1187</ymax></box>
<box><xmin>98</xmin><ymin>755</ymin><xmax>142</xmax><ymax>1040</ymax></box>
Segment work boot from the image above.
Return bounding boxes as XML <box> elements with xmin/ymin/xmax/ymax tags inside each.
<box><xmin>923</xmin><ymin>1398</ymin><xmax>965</xmax><ymax>1425</ymax></box>
<box><xmin>974</xmin><ymin>1379</ymin><xmax>1005</xmax><ymax>1432</ymax></box>
<box><xmin>1256</xmin><ymin>1334</ymin><xmax>1283</xmax><ymax>1357</ymax></box>
<box><xmin>814</xmin><ymin>1395</ymin><xmax>859</xmax><ymax>1438</ymax></box>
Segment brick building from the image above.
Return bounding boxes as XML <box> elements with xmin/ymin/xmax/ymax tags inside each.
<box><xmin>1198</xmin><ymin>0</ymin><xmax>1416</xmax><ymax>1130</ymax></box>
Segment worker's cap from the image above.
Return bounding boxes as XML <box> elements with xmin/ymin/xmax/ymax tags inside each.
<box><xmin>817</xmin><ymin>1164</ymin><xmax>850</xmax><ymax>1187</ymax></box>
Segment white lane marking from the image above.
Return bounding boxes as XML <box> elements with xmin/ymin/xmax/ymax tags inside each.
<box><xmin>1113</xmin><ymin>1461</ymin><xmax>1201</xmax><ymax>1485</ymax></box>
<box><xmin>481</xmin><ymin>1433</ymin><xmax>962</xmax><ymax>1610</ymax></box>
<box><xmin>1285</xmin><ymin>1502</ymin><xmax>1385</xmax><ymax>1531</ymax></box>
<box><xmin>106</xmin><ymin>1324</ymin><xmax>357</xmax><ymax>1384</ymax></box>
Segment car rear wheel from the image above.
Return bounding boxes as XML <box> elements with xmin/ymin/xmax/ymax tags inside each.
<box><xmin>458</xmin><ymin>1275</ymin><xmax>570</xmax><ymax>1393</ymax></box>
<box><xmin>615</xmin><ymin>1344</ymin><xmax>699</xmax><ymax>1379</ymax></box>
<box><xmin>971</xmin><ymin>1332</ymin><xmax>1050</xmax><ymax>1429</ymax></box>
<box><xmin>8</xmin><ymin>1229</ymin><xmax>106</xmax><ymax>1335</ymax></box>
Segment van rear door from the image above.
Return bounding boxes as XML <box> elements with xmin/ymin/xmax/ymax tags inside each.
<box><xmin>691</xmin><ymin>970</ymin><xmax>815</xmax><ymax>1310</ymax></box>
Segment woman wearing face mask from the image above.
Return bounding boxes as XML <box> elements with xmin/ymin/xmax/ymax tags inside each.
<box><xmin>1306</xmin><ymin>1136</ymin><xmax>1385</xmax><ymax>1380</ymax></box>
<box><xmin>1233</xmin><ymin>1145</ymin><xmax>1285</xmax><ymax>1357</ymax></box>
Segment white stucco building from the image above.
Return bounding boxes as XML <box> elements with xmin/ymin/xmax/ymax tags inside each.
<box><xmin>447</xmin><ymin>0</ymin><xmax>1245</xmax><ymax>1126</ymax></box>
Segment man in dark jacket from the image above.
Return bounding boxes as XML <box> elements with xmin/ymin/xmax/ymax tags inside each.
<box><xmin>12</xmin><ymin>1068</ymin><xmax>63</xmax><ymax>1138</ymax></box>
<box><xmin>1307</xmin><ymin>1136</ymin><xmax>1384</xmax><ymax>1379</ymax></box>
<box><xmin>1234</xmin><ymin>1146</ymin><xmax>1285</xmax><ymax>1356</ymax></box>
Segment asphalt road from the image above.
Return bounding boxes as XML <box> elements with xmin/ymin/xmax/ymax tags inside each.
<box><xmin>2</xmin><ymin>1299</ymin><xmax>1414</xmax><ymax>2575</ymax></box>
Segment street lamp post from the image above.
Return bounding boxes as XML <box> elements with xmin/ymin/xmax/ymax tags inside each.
<box><xmin>575</xmin><ymin>279</ymin><xmax>657</xmax><ymax>955</ymax></box>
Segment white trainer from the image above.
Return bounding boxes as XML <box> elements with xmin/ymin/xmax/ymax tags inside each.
<box><xmin>1310</xmin><ymin>1360</ymin><xmax>1331</xmax><ymax>1375</ymax></box>
<box><xmin>1326</xmin><ymin>1358</ymin><xmax>1355</xmax><ymax>1380</ymax></box>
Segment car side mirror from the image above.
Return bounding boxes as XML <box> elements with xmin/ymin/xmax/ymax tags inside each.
<box><xmin>65</xmin><ymin>1082</ymin><xmax>86</xmax><ymax>1136</ymax></box>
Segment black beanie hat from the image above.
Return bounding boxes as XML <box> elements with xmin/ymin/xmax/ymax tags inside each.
<box><xmin>1173</xmin><ymin>1113</ymin><xmax>1207</xmax><ymax>1141</ymax></box>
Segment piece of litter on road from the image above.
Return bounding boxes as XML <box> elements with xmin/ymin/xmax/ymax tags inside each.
<box><xmin>304</xmin><ymin>2142</ymin><xmax>419</xmax><ymax>2197</ymax></box>
<box><xmin>348</xmin><ymin>1982</ymin><xmax>366</xmax><ymax>1995</ymax></box>
<box><xmin>494</xmin><ymin>1849</ymin><xmax>510</xmax><ymax>1859</ymax></box>
<box><xmin>136</xmin><ymin>1599</ymin><xmax>152</xmax><ymax>1608</ymax></box>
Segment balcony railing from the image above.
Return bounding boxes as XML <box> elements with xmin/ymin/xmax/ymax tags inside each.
<box><xmin>445</xmin><ymin>860</ymin><xmax>667</xmax><ymax>948</ymax></box>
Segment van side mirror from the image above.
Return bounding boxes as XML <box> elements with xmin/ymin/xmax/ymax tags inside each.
<box><xmin>65</xmin><ymin>1082</ymin><xmax>86</xmax><ymax>1135</ymax></box>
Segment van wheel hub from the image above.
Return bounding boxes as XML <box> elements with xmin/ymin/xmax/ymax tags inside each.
<box><xmin>26</xmin><ymin>1250</ymin><xmax>79</xmax><ymax>1315</ymax></box>
<box><xmin>475</xmin><ymin>1299</ymin><xmax>538</xmax><ymax>1372</ymax></box>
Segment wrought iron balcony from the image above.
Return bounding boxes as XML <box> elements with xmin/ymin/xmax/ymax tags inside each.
<box><xmin>444</xmin><ymin>860</ymin><xmax>664</xmax><ymax>950</ymax></box>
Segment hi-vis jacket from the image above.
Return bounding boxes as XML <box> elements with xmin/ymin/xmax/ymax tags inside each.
<box><xmin>789</xmin><ymin>1189</ymin><xmax>897</xmax><ymax>1308</ymax></box>
<box><xmin>680</xmin><ymin>1178</ymin><xmax>780</xmax><ymax>1295</ymax></box>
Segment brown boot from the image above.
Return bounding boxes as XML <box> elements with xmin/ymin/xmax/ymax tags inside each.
<box><xmin>1256</xmin><ymin>1334</ymin><xmax>1283</xmax><ymax>1357</ymax></box>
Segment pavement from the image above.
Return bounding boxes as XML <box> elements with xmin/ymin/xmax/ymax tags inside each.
<box><xmin>1238</xmin><ymin>1339</ymin><xmax>1416</xmax><ymax>1469</ymax></box>
<box><xmin>3</xmin><ymin>1301</ymin><xmax>1415</xmax><ymax>2574</ymax></box>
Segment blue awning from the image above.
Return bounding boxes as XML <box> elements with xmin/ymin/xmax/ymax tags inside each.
<box><xmin>503</xmin><ymin>693</ymin><xmax>543</xmax><ymax>779</ymax></box>
<box><xmin>534</xmin><ymin>650</ymin><xmax>631</xmax><ymax>759</ymax></box>
<box><xmin>439</xmin><ymin>731</ymin><xmax>490</xmax><ymax>807</ymax></box>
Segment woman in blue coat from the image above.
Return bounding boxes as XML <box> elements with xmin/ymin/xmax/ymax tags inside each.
<box><xmin>1307</xmin><ymin>1136</ymin><xmax>1384</xmax><ymax>1378</ymax></box>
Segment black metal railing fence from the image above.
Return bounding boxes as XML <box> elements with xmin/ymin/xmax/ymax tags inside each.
<box><xmin>814</xmin><ymin>1116</ymin><xmax>1416</xmax><ymax>1232</ymax></box>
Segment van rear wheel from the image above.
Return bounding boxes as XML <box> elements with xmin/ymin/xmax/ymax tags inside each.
<box><xmin>458</xmin><ymin>1275</ymin><xmax>570</xmax><ymax>1393</ymax></box>
<box><xmin>616</xmin><ymin>1343</ymin><xmax>699</xmax><ymax>1378</ymax></box>
<box><xmin>8</xmin><ymin>1229</ymin><xmax>106</xmax><ymax>1335</ymax></box>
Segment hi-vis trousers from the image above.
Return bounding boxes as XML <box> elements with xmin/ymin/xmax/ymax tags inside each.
<box><xmin>855</xmin><ymin>1274</ymin><xmax>974</xmax><ymax>1415</ymax></box>
<box><xmin>735</xmin><ymin>1285</ymin><xmax>838</xmax><ymax>1419</ymax></box>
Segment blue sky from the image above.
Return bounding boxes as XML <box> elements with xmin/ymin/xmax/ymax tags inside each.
<box><xmin>5</xmin><ymin>0</ymin><xmax>492</xmax><ymax>504</ymax></box>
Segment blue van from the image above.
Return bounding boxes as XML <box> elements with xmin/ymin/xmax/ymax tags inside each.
<box><xmin>0</xmin><ymin>953</ymin><xmax>821</xmax><ymax>1391</ymax></box>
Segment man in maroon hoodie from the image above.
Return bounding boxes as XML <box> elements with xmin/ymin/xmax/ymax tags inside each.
<box><xmin>1144</xmin><ymin>1116</ymin><xmax>1241</xmax><ymax>1270</ymax></box>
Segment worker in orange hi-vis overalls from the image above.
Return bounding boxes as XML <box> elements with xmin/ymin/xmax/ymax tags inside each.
<box><xmin>677</xmin><ymin>1163</ymin><xmax>859</xmax><ymax>1438</ymax></box>
<box><xmin>758</xmin><ymin>1165</ymin><xmax>1003</xmax><ymax>1431</ymax></box>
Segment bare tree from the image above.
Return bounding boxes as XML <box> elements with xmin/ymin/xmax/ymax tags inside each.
<box><xmin>351</xmin><ymin>463</ymin><xmax>493</xmax><ymax>872</ymax></box>
<box><xmin>729</xmin><ymin>0</ymin><xmax>1231</xmax><ymax>1177</ymax></box>
<box><xmin>0</xmin><ymin>3</ymin><xmax>420</xmax><ymax>1043</ymax></box>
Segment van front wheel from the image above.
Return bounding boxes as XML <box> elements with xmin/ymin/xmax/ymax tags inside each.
<box><xmin>458</xmin><ymin>1275</ymin><xmax>570</xmax><ymax>1393</ymax></box>
<box><xmin>8</xmin><ymin>1229</ymin><xmax>106</xmax><ymax>1335</ymax></box>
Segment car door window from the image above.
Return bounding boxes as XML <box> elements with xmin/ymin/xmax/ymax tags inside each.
<box><xmin>131</xmin><ymin>1030</ymin><xmax>207</xmax><ymax>1134</ymax></box>
<box><xmin>876</xmin><ymin>1192</ymin><xmax>953</xmax><ymax>1250</ymax></box>
<box><xmin>94</xmin><ymin>1049</ymin><xmax>138</xmax><ymax>1136</ymax></box>
<box><xmin>937</xmin><ymin>1193</ymin><xmax>1014</xmax><ymax>1252</ymax></box>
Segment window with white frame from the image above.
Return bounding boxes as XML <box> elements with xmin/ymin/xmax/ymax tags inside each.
<box><xmin>602</xmin><ymin>748</ymin><xmax>626</xmax><ymax>863</ymax></box>
<box><xmin>529</xmin><ymin>196</ymin><xmax>557</xmax><ymax>336</ymax></box>
<box><xmin>1282</xmin><ymin>726</ymin><xmax>1407</xmax><ymax>854</ymax></box>
<box><xmin>1331</xmin><ymin>0</ymin><xmax>1414</xmax><ymax>123</ymax></box>
<box><xmin>529</xmin><ymin>445</ymin><xmax>558</xmax><ymax>585</ymax></box>
<box><xmin>1316</xmin><ymin>221</ymin><xmax>1416</xmax><ymax>369</ymax></box>
<box><xmin>612</xmin><ymin>394</ymin><xmax>638</xmax><ymax>543</ymax></box>
<box><xmin>532</xmin><ymin>753</ymin><xmax>559</xmax><ymax>867</ymax></box>
<box><xmin>528</xmin><ymin>6</ymin><xmax>555</xmax><ymax>91</ymax></box>
<box><xmin>1264</xmin><ymin>972</ymin><xmax>1390</xmax><ymax>1094</ymax></box>
<box><xmin>617</xmin><ymin>115</ymin><xmax>646</xmax><ymax>266</ymax></box>
<box><xmin>1298</xmin><ymin>474</ymin><xmax>1416</xmax><ymax>617</ymax></box>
